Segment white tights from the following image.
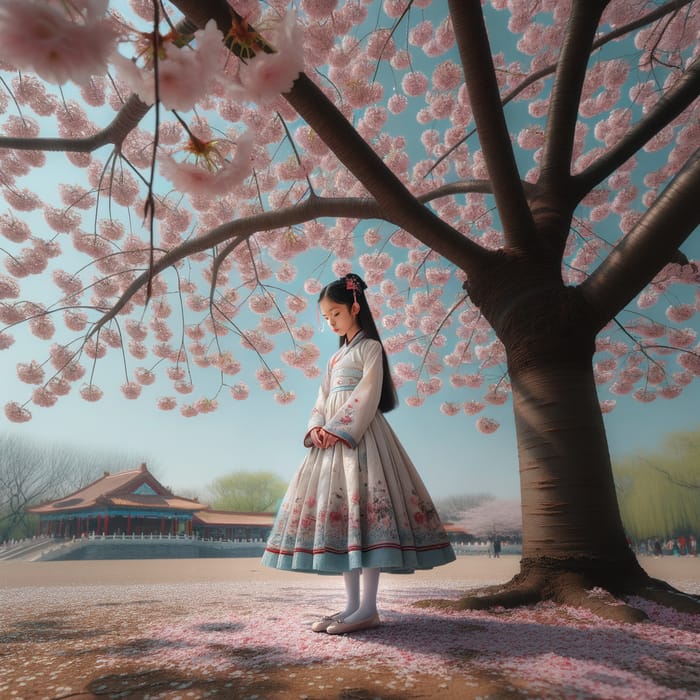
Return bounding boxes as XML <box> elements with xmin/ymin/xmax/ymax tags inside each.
<box><xmin>339</xmin><ymin>567</ymin><xmax>380</xmax><ymax>622</ymax></box>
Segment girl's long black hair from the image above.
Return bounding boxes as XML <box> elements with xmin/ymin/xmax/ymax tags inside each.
<box><xmin>318</xmin><ymin>273</ymin><xmax>398</xmax><ymax>413</ymax></box>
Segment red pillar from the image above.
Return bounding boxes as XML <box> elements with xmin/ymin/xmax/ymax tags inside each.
<box><xmin>127</xmin><ymin>515</ymin><xmax>132</xmax><ymax>535</ymax></box>
<box><xmin>103</xmin><ymin>515</ymin><xmax>109</xmax><ymax>536</ymax></box>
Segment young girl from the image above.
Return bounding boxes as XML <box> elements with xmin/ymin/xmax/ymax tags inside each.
<box><xmin>261</xmin><ymin>273</ymin><xmax>455</xmax><ymax>634</ymax></box>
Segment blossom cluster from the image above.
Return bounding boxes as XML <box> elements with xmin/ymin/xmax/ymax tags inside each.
<box><xmin>1</xmin><ymin>2</ymin><xmax>305</xmax><ymax>196</ymax></box>
<box><xmin>0</xmin><ymin>0</ymin><xmax>698</xmax><ymax>429</ymax></box>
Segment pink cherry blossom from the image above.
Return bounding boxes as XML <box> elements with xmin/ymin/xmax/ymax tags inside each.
<box><xmin>134</xmin><ymin>367</ymin><xmax>156</xmax><ymax>385</ymax></box>
<box><xmin>439</xmin><ymin>401</ymin><xmax>461</xmax><ymax>416</ymax></box>
<box><xmin>599</xmin><ymin>399</ymin><xmax>617</xmax><ymax>413</ymax></box>
<box><xmin>0</xmin><ymin>214</ymin><xmax>31</xmax><ymax>243</ymax></box>
<box><xmin>633</xmin><ymin>388</ymin><xmax>656</xmax><ymax>403</ymax></box>
<box><xmin>483</xmin><ymin>385</ymin><xmax>509</xmax><ymax>405</ymax></box>
<box><xmin>120</xmin><ymin>382</ymin><xmax>142</xmax><ymax>399</ymax></box>
<box><xmin>401</xmin><ymin>71</ymin><xmax>429</xmax><ymax>97</ymax></box>
<box><xmin>677</xmin><ymin>351</ymin><xmax>700</xmax><ymax>376</ymax></box>
<box><xmin>174</xmin><ymin>381</ymin><xmax>194</xmax><ymax>395</ymax></box>
<box><xmin>665</xmin><ymin>303</ymin><xmax>695</xmax><ymax>323</ymax></box>
<box><xmin>80</xmin><ymin>384</ymin><xmax>103</xmax><ymax>402</ymax></box>
<box><xmin>476</xmin><ymin>416</ymin><xmax>500</xmax><ymax>434</ymax></box>
<box><xmin>275</xmin><ymin>390</ymin><xmax>296</xmax><ymax>405</ymax></box>
<box><xmin>113</xmin><ymin>20</ymin><xmax>224</xmax><ymax>111</ymax></box>
<box><xmin>4</xmin><ymin>401</ymin><xmax>31</xmax><ymax>423</ymax></box>
<box><xmin>230</xmin><ymin>10</ymin><xmax>304</xmax><ymax>104</ymax></box>
<box><xmin>17</xmin><ymin>360</ymin><xmax>44</xmax><ymax>384</ymax></box>
<box><xmin>0</xmin><ymin>0</ymin><xmax>118</xmax><ymax>86</ymax></box>
<box><xmin>47</xmin><ymin>377</ymin><xmax>70</xmax><ymax>396</ymax></box>
<box><xmin>160</xmin><ymin>132</ymin><xmax>254</xmax><ymax>198</ymax></box>
<box><xmin>28</xmin><ymin>314</ymin><xmax>55</xmax><ymax>340</ymax></box>
<box><xmin>667</xmin><ymin>328</ymin><xmax>696</xmax><ymax>347</ymax></box>
<box><xmin>405</xmin><ymin>395</ymin><xmax>425</xmax><ymax>407</ymax></box>
<box><xmin>59</xmin><ymin>361</ymin><xmax>85</xmax><ymax>383</ymax></box>
<box><xmin>463</xmin><ymin>400</ymin><xmax>485</xmax><ymax>415</ymax></box>
<box><xmin>658</xmin><ymin>384</ymin><xmax>682</xmax><ymax>399</ymax></box>
<box><xmin>84</xmin><ymin>339</ymin><xmax>107</xmax><ymax>359</ymax></box>
<box><xmin>387</xmin><ymin>93</ymin><xmax>408</xmax><ymax>114</ymax></box>
<box><xmin>255</xmin><ymin>367</ymin><xmax>284</xmax><ymax>390</ymax></box>
<box><xmin>0</xmin><ymin>331</ymin><xmax>14</xmax><ymax>349</ymax></box>
<box><xmin>194</xmin><ymin>397</ymin><xmax>217</xmax><ymax>413</ymax></box>
<box><xmin>230</xmin><ymin>383</ymin><xmax>250</xmax><ymax>400</ymax></box>
<box><xmin>157</xmin><ymin>396</ymin><xmax>177</xmax><ymax>410</ymax></box>
<box><xmin>0</xmin><ymin>275</ymin><xmax>20</xmax><ymax>299</ymax></box>
<box><xmin>3</xmin><ymin>188</ymin><xmax>42</xmax><ymax>211</ymax></box>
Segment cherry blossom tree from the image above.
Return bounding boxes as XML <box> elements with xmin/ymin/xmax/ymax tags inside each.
<box><xmin>455</xmin><ymin>498</ymin><xmax>522</xmax><ymax>540</ymax></box>
<box><xmin>0</xmin><ymin>0</ymin><xmax>698</xmax><ymax>618</ymax></box>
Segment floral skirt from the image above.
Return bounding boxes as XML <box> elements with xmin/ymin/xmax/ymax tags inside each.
<box><xmin>261</xmin><ymin>414</ymin><xmax>456</xmax><ymax>573</ymax></box>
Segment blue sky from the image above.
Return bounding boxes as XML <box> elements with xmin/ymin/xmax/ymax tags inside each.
<box><xmin>1</xmin><ymin>3</ymin><xmax>698</xmax><ymax>505</ymax></box>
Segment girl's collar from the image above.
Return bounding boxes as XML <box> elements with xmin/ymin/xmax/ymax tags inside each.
<box><xmin>345</xmin><ymin>329</ymin><xmax>365</xmax><ymax>346</ymax></box>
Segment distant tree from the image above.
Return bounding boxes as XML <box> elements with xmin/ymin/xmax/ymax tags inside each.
<box><xmin>0</xmin><ymin>433</ymin><xmax>139</xmax><ymax>541</ymax></box>
<box><xmin>435</xmin><ymin>493</ymin><xmax>493</xmax><ymax>523</ymax></box>
<box><xmin>614</xmin><ymin>427</ymin><xmax>700</xmax><ymax>541</ymax></box>
<box><xmin>455</xmin><ymin>498</ymin><xmax>523</xmax><ymax>540</ymax></box>
<box><xmin>208</xmin><ymin>470</ymin><xmax>287</xmax><ymax>513</ymax></box>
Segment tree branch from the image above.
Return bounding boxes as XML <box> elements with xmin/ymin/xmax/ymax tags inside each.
<box><xmin>540</xmin><ymin>0</ymin><xmax>608</xmax><ymax>183</ymax></box>
<box><xmin>0</xmin><ymin>14</ymin><xmax>200</xmax><ymax>153</ymax></box>
<box><xmin>287</xmin><ymin>74</ymin><xmax>486</xmax><ymax>267</ymax></box>
<box><xmin>169</xmin><ymin>0</ymin><xmax>491</xmax><ymax>275</ymax></box>
<box><xmin>0</xmin><ymin>94</ymin><xmax>151</xmax><ymax>152</ymax></box>
<box><xmin>580</xmin><ymin>147</ymin><xmax>700</xmax><ymax>328</ymax></box>
<box><xmin>86</xmin><ymin>195</ymin><xmax>442</xmax><ymax>335</ymax></box>
<box><xmin>448</xmin><ymin>0</ymin><xmax>534</xmax><ymax>251</ymax></box>
<box><xmin>431</xmin><ymin>0</ymin><xmax>695</xmax><ymax>176</ymax></box>
<box><xmin>573</xmin><ymin>54</ymin><xmax>700</xmax><ymax>196</ymax></box>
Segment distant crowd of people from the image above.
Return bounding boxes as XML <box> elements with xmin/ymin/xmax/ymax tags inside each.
<box><xmin>637</xmin><ymin>535</ymin><xmax>697</xmax><ymax>557</ymax></box>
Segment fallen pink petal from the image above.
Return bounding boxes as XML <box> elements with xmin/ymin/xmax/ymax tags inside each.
<box><xmin>1</xmin><ymin>556</ymin><xmax>698</xmax><ymax>699</ymax></box>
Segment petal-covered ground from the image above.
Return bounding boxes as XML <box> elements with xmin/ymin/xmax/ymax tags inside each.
<box><xmin>0</xmin><ymin>556</ymin><xmax>698</xmax><ymax>699</ymax></box>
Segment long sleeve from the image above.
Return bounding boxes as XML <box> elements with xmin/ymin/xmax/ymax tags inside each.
<box><xmin>323</xmin><ymin>339</ymin><xmax>383</xmax><ymax>449</ymax></box>
<box><xmin>303</xmin><ymin>362</ymin><xmax>330</xmax><ymax>447</ymax></box>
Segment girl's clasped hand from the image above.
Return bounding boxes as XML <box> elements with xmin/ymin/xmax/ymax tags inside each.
<box><xmin>309</xmin><ymin>427</ymin><xmax>340</xmax><ymax>449</ymax></box>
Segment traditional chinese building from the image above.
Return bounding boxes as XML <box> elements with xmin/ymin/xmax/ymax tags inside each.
<box><xmin>28</xmin><ymin>463</ymin><xmax>204</xmax><ymax>538</ymax></box>
<box><xmin>27</xmin><ymin>463</ymin><xmax>275</xmax><ymax>541</ymax></box>
<box><xmin>442</xmin><ymin>523</ymin><xmax>473</xmax><ymax>544</ymax></box>
<box><xmin>192</xmin><ymin>510</ymin><xmax>274</xmax><ymax>541</ymax></box>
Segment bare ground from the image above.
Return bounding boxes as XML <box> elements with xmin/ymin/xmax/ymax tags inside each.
<box><xmin>1</xmin><ymin>555</ymin><xmax>698</xmax><ymax>700</ymax></box>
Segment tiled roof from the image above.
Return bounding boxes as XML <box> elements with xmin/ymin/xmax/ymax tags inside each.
<box><xmin>27</xmin><ymin>463</ymin><xmax>204</xmax><ymax>514</ymax></box>
<box><xmin>443</xmin><ymin>523</ymin><xmax>470</xmax><ymax>535</ymax></box>
<box><xmin>193</xmin><ymin>510</ymin><xmax>275</xmax><ymax>527</ymax></box>
<box><xmin>108</xmin><ymin>495</ymin><xmax>204</xmax><ymax>510</ymax></box>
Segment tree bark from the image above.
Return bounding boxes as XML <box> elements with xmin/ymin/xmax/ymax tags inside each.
<box><xmin>512</xmin><ymin>359</ymin><xmax>634</xmax><ymax>566</ymax></box>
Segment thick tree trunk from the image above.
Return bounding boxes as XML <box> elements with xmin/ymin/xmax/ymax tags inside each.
<box><xmin>512</xmin><ymin>361</ymin><xmax>634</xmax><ymax>566</ymax></box>
<box><xmin>435</xmin><ymin>265</ymin><xmax>700</xmax><ymax>620</ymax></box>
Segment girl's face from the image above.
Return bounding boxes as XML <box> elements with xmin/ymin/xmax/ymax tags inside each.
<box><xmin>320</xmin><ymin>297</ymin><xmax>360</xmax><ymax>340</ymax></box>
